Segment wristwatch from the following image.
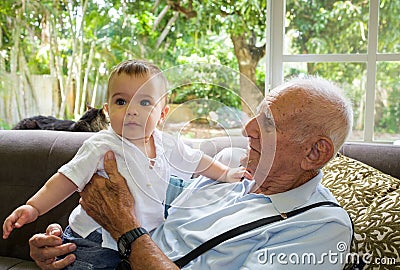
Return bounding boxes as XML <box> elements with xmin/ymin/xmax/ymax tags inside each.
<box><xmin>116</xmin><ymin>259</ymin><xmax>132</xmax><ymax>270</ymax></box>
<box><xmin>117</xmin><ymin>227</ymin><xmax>149</xmax><ymax>259</ymax></box>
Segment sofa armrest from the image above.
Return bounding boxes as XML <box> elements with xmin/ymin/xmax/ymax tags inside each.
<box><xmin>339</xmin><ymin>142</ymin><xmax>400</xmax><ymax>179</ymax></box>
<box><xmin>196</xmin><ymin>137</ymin><xmax>400</xmax><ymax>179</ymax></box>
<box><xmin>197</xmin><ymin>136</ymin><xmax>248</xmax><ymax>157</ymax></box>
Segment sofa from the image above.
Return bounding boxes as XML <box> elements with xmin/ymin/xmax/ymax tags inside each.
<box><xmin>0</xmin><ymin>130</ymin><xmax>399</xmax><ymax>269</ymax></box>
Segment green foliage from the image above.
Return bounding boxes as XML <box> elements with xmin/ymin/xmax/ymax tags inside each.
<box><xmin>285</xmin><ymin>0</ymin><xmax>399</xmax><ymax>138</ymax></box>
<box><xmin>168</xmin><ymin>55</ymin><xmax>241</xmax><ymax>109</ymax></box>
<box><xmin>379</xmin><ymin>0</ymin><xmax>400</xmax><ymax>53</ymax></box>
<box><xmin>0</xmin><ymin>118</ymin><xmax>12</xmax><ymax>130</ymax></box>
<box><xmin>284</xmin><ymin>62</ymin><xmax>366</xmax><ymax>131</ymax></box>
<box><xmin>286</xmin><ymin>0</ymin><xmax>368</xmax><ymax>54</ymax></box>
<box><xmin>378</xmin><ymin>88</ymin><xmax>400</xmax><ymax>133</ymax></box>
<box><xmin>0</xmin><ymin>0</ymin><xmax>266</xmax><ymax>106</ymax></box>
<box><xmin>375</xmin><ymin>62</ymin><xmax>400</xmax><ymax>134</ymax></box>
<box><xmin>171</xmin><ymin>83</ymin><xmax>241</xmax><ymax>123</ymax></box>
<box><xmin>172</xmin><ymin>83</ymin><xmax>241</xmax><ymax>107</ymax></box>
<box><xmin>0</xmin><ymin>0</ymin><xmax>399</xmax><ymax>139</ymax></box>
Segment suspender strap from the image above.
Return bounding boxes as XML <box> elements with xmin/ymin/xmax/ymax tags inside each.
<box><xmin>174</xmin><ymin>201</ymin><xmax>342</xmax><ymax>268</ymax></box>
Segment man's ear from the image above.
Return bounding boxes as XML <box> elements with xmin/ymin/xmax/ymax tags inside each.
<box><xmin>301</xmin><ymin>137</ymin><xmax>334</xmax><ymax>170</ymax></box>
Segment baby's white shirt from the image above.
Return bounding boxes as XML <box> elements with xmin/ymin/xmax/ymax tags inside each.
<box><xmin>58</xmin><ymin>128</ymin><xmax>203</xmax><ymax>250</ymax></box>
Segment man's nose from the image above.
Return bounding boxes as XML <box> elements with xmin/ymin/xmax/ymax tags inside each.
<box><xmin>242</xmin><ymin>124</ymin><xmax>248</xmax><ymax>137</ymax></box>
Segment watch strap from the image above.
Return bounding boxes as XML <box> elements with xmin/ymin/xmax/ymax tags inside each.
<box><xmin>116</xmin><ymin>259</ymin><xmax>132</xmax><ymax>270</ymax></box>
<box><xmin>118</xmin><ymin>227</ymin><xmax>149</xmax><ymax>259</ymax></box>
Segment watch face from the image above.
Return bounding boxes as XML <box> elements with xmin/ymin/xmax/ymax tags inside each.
<box><xmin>118</xmin><ymin>238</ymin><xmax>129</xmax><ymax>258</ymax></box>
<box><xmin>116</xmin><ymin>259</ymin><xmax>132</xmax><ymax>270</ymax></box>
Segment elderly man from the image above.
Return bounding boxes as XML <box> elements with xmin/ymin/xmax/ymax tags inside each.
<box><xmin>29</xmin><ymin>76</ymin><xmax>353</xmax><ymax>269</ymax></box>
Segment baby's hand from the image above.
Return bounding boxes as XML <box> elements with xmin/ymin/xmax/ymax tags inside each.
<box><xmin>3</xmin><ymin>205</ymin><xmax>40</xmax><ymax>239</ymax></box>
<box><xmin>223</xmin><ymin>167</ymin><xmax>253</xmax><ymax>183</ymax></box>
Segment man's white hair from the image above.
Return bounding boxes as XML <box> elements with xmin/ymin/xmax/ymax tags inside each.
<box><xmin>271</xmin><ymin>76</ymin><xmax>354</xmax><ymax>155</ymax></box>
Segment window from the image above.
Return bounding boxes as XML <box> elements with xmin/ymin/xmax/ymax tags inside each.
<box><xmin>266</xmin><ymin>0</ymin><xmax>400</xmax><ymax>143</ymax></box>
<box><xmin>1</xmin><ymin>1</ymin><xmax>398</xmax><ymax>143</ymax></box>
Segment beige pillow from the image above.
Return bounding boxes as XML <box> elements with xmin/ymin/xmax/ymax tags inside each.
<box><xmin>322</xmin><ymin>154</ymin><xmax>400</xmax><ymax>269</ymax></box>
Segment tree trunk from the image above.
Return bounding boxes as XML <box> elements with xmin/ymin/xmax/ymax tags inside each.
<box><xmin>91</xmin><ymin>67</ymin><xmax>100</xmax><ymax>108</ymax></box>
<box><xmin>49</xmin><ymin>18</ymin><xmax>63</xmax><ymax>117</ymax></box>
<box><xmin>80</xmin><ymin>40</ymin><xmax>96</xmax><ymax>113</ymax></box>
<box><xmin>20</xmin><ymin>51</ymin><xmax>39</xmax><ymax>115</ymax></box>
<box><xmin>156</xmin><ymin>11</ymin><xmax>179</xmax><ymax>49</ymax></box>
<box><xmin>231</xmin><ymin>33</ymin><xmax>265</xmax><ymax>116</ymax></box>
<box><xmin>153</xmin><ymin>5</ymin><xmax>170</xmax><ymax>30</ymax></box>
<box><xmin>60</xmin><ymin>0</ymin><xmax>88</xmax><ymax>118</ymax></box>
<box><xmin>10</xmin><ymin>12</ymin><xmax>23</xmax><ymax>121</ymax></box>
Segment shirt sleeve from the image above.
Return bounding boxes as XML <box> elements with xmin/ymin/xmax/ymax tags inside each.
<box><xmin>58</xmin><ymin>140</ymin><xmax>102</xmax><ymax>192</ymax></box>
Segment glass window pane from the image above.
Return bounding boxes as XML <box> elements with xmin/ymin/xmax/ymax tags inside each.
<box><xmin>374</xmin><ymin>62</ymin><xmax>400</xmax><ymax>142</ymax></box>
<box><xmin>164</xmin><ymin>84</ymin><xmax>249</xmax><ymax>140</ymax></box>
<box><xmin>283</xmin><ymin>62</ymin><xmax>367</xmax><ymax>141</ymax></box>
<box><xmin>285</xmin><ymin>0</ymin><xmax>369</xmax><ymax>54</ymax></box>
<box><xmin>163</xmin><ymin>64</ymin><xmax>264</xmax><ymax>140</ymax></box>
<box><xmin>378</xmin><ymin>1</ymin><xmax>400</xmax><ymax>53</ymax></box>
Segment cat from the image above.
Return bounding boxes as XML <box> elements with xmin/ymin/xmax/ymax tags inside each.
<box><xmin>13</xmin><ymin>105</ymin><xmax>109</xmax><ymax>132</ymax></box>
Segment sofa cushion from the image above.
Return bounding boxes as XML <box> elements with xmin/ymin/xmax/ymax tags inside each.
<box><xmin>0</xmin><ymin>130</ymin><xmax>89</xmax><ymax>261</ymax></box>
<box><xmin>0</xmin><ymin>257</ymin><xmax>39</xmax><ymax>269</ymax></box>
<box><xmin>322</xmin><ymin>154</ymin><xmax>400</xmax><ymax>269</ymax></box>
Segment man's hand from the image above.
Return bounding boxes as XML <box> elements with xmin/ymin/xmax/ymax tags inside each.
<box><xmin>29</xmin><ymin>224</ymin><xmax>76</xmax><ymax>270</ymax></box>
<box><xmin>81</xmin><ymin>151</ymin><xmax>182</xmax><ymax>270</ymax></box>
<box><xmin>80</xmin><ymin>151</ymin><xmax>138</xmax><ymax>240</ymax></box>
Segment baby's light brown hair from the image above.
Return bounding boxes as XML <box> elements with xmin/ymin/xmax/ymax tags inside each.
<box><xmin>106</xmin><ymin>59</ymin><xmax>168</xmax><ymax>105</ymax></box>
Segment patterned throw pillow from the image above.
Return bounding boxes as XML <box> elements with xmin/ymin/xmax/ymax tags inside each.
<box><xmin>322</xmin><ymin>154</ymin><xmax>400</xmax><ymax>270</ymax></box>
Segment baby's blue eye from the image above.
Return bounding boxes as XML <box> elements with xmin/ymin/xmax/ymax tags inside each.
<box><xmin>116</xmin><ymin>98</ymin><xmax>127</xmax><ymax>105</ymax></box>
<box><xmin>140</xmin><ymin>100</ymin><xmax>151</xmax><ymax>106</ymax></box>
